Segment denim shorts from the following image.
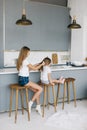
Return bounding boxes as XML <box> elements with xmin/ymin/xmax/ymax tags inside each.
<box><xmin>18</xmin><ymin>76</ymin><xmax>29</xmax><ymax>86</ymax></box>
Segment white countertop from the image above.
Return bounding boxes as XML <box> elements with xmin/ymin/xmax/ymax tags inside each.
<box><xmin>0</xmin><ymin>65</ymin><xmax>87</xmax><ymax>74</ymax></box>
<box><xmin>0</xmin><ymin>68</ymin><xmax>18</xmax><ymax>74</ymax></box>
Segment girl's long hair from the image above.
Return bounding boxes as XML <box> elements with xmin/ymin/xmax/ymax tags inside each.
<box><xmin>39</xmin><ymin>57</ymin><xmax>51</xmax><ymax>71</ymax></box>
<box><xmin>16</xmin><ymin>46</ymin><xmax>30</xmax><ymax>71</ymax></box>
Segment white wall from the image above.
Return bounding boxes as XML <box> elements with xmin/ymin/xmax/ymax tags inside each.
<box><xmin>68</xmin><ymin>0</ymin><xmax>87</xmax><ymax>62</ymax></box>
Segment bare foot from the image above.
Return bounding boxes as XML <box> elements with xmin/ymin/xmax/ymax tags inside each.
<box><xmin>59</xmin><ymin>76</ymin><xmax>64</xmax><ymax>80</ymax></box>
<box><xmin>59</xmin><ymin>77</ymin><xmax>65</xmax><ymax>84</ymax></box>
<box><xmin>61</xmin><ymin>78</ymin><xmax>65</xmax><ymax>84</ymax></box>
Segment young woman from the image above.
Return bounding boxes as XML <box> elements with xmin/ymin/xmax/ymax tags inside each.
<box><xmin>16</xmin><ymin>46</ymin><xmax>44</xmax><ymax>116</ymax></box>
<box><xmin>40</xmin><ymin>57</ymin><xmax>65</xmax><ymax>85</ymax></box>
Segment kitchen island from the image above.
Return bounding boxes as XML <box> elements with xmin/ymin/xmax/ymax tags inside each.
<box><xmin>0</xmin><ymin>65</ymin><xmax>87</xmax><ymax>112</ymax></box>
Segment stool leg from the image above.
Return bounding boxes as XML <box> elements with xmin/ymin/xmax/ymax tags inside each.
<box><xmin>20</xmin><ymin>90</ymin><xmax>24</xmax><ymax>115</ymax></box>
<box><xmin>62</xmin><ymin>82</ymin><xmax>66</xmax><ymax>109</ymax></box>
<box><xmin>15</xmin><ymin>89</ymin><xmax>18</xmax><ymax>123</ymax></box>
<box><xmin>47</xmin><ymin>86</ymin><xmax>50</xmax><ymax>109</ymax></box>
<box><xmin>72</xmin><ymin>82</ymin><xmax>77</xmax><ymax>107</ymax></box>
<box><xmin>9</xmin><ymin>88</ymin><xmax>13</xmax><ymax>117</ymax></box>
<box><xmin>26</xmin><ymin>88</ymin><xmax>30</xmax><ymax>121</ymax></box>
<box><xmin>67</xmin><ymin>82</ymin><xmax>70</xmax><ymax>104</ymax></box>
<box><xmin>56</xmin><ymin>84</ymin><xmax>60</xmax><ymax>105</ymax></box>
<box><xmin>43</xmin><ymin>86</ymin><xmax>46</xmax><ymax>117</ymax></box>
<box><xmin>52</xmin><ymin>86</ymin><xmax>56</xmax><ymax>112</ymax></box>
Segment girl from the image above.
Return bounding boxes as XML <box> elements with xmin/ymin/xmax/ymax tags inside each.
<box><xmin>40</xmin><ymin>57</ymin><xmax>65</xmax><ymax>85</ymax></box>
<box><xmin>16</xmin><ymin>46</ymin><xmax>44</xmax><ymax>116</ymax></box>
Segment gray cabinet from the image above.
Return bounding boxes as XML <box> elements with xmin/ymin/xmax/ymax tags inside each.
<box><xmin>0</xmin><ymin>69</ymin><xmax>87</xmax><ymax>112</ymax></box>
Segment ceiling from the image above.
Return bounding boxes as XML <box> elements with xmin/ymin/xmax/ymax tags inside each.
<box><xmin>30</xmin><ymin>0</ymin><xmax>67</xmax><ymax>7</ymax></box>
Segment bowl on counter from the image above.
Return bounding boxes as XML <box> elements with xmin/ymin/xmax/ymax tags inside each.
<box><xmin>71</xmin><ymin>61</ymin><xmax>84</xmax><ymax>67</ymax></box>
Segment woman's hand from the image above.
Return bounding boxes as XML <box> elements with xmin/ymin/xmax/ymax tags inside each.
<box><xmin>28</xmin><ymin>61</ymin><xmax>45</xmax><ymax>71</ymax></box>
<box><xmin>41</xmin><ymin>61</ymin><xmax>45</xmax><ymax>66</ymax></box>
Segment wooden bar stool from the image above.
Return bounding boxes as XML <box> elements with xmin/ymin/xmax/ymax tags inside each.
<box><xmin>9</xmin><ymin>83</ymin><xmax>30</xmax><ymax>123</ymax></box>
<box><xmin>56</xmin><ymin>77</ymin><xmax>76</xmax><ymax>109</ymax></box>
<box><xmin>39</xmin><ymin>82</ymin><xmax>57</xmax><ymax>117</ymax></box>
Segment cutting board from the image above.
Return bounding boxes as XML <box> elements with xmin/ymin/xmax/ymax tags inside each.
<box><xmin>52</xmin><ymin>53</ymin><xmax>58</xmax><ymax>64</ymax></box>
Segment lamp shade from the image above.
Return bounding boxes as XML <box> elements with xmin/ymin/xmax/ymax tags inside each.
<box><xmin>16</xmin><ymin>7</ymin><xmax>32</xmax><ymax>26</ymax></box>
<box><xmin>16</xmin><ymin>14</ymin><xmax>32</xmax><ymax>25</ymax></box>
<box><xmin>68</xmin><ymin>16</ymin><xmax>81</xmax><ymax>29</ymax></box>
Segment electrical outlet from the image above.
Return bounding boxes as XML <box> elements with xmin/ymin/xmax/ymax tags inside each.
<box><xmin>61</xmin><ymin>55</ymin><xmax>70</xmax><ymax>61</ymax></box>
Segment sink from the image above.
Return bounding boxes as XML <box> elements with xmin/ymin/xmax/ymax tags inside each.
<box><xmin>61</xmin><ymin>65</ymin><xmax>72</xmax><ymax>68</ymax></box>
<box><xmin>51</xmin><ymin>65</ymin><xmax>72</xmax><ymax>70</ymax></box>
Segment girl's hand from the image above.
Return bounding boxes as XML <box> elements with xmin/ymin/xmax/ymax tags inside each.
<box><xmin>50</xmin><ymin>82</ymin><xmax>55</xmax><ymax>86</ymax></box>
<box><xmin>50</xmin><ymin>80</ymin><xmax>55</xmax><ymax>86</ymax></box>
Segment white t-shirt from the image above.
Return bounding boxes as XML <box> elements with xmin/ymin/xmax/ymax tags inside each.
<box><xmin>18</xmin><ymin>58</ymin><xmax>29</xmax><ymax>77</ymax></box>
<box><xmin>41</xmin><ymin>66</ymin><xmax>51</xmax><ymax>81</ymax></box>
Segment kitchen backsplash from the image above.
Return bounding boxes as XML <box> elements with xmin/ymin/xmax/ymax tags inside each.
<box><xmin>4</xmin><ymin>50</ymin><xmax>70</xmax><ymax>67</ymax></box>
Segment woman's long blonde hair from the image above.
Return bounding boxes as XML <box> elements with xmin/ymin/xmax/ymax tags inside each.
<box><xmin>17</xmin><ymin>46</ymin><xmax>30</xmax><ymax>71</ymax></box>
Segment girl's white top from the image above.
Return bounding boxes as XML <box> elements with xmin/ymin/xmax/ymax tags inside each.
<box><xmin>41</xmin><ymin>66</ymin><xmax>51</xmax><ymax>81</ymax></box>
<box><xmin>18</xmin><ymin>58</ymin><xmax>29</xmax><ymax>77</ymax></box>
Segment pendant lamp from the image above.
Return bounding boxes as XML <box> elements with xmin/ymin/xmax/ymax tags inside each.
<box><xmin>16</xmin><ymin>0</ymin><xmax>32</xmax><ymax>26</ymax></box>
<box><xmin>68</xmin><ymin>16</ymin><xmax>81</xmax><ymax>29</ymax></box>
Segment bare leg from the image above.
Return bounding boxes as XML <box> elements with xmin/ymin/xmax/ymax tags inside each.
<box><xmin>29</xmin><ymin>87</ymin><xmax>40</xmax><ymax>105</ymax></box>
<box><xmin>25</xmin><ymin>81</ymin><xmax>43</xmax><ymax>102</ymax></box>
<box><xmin>25</xmin><ymin>83</ymin><xmax>42</xmax><ymax>115</ymax></box>
<box><xmin>52</xmin><ymin>78</ymin><xmax>65</xmax><ymax>84</ymax></box>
